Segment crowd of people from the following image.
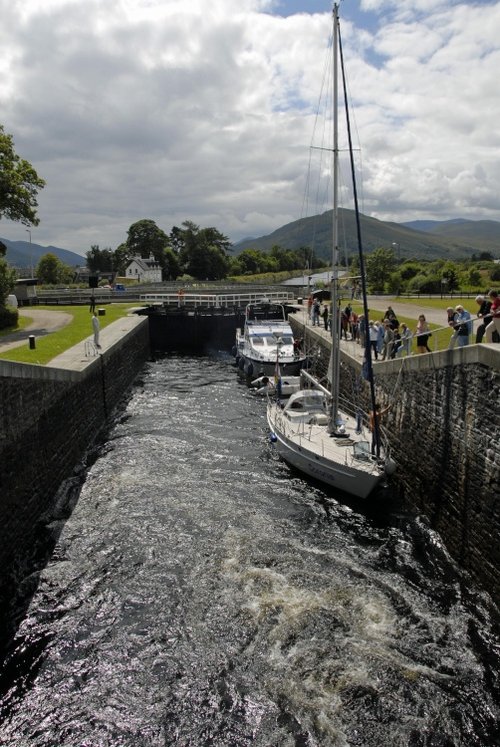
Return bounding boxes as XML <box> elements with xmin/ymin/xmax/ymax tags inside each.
<box><xmin>305</xmin><ymin>288</ymin><xmax>500</xmax><ymax>359</ymax></box>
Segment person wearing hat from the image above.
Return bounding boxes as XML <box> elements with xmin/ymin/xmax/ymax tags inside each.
<box><xmin>475</xmin><ymin>294</ymin><xmax>492</xmax><ymax>344</ymax></box>
<box><xmin>454</xmin><ymin>304</ymin><xmax>472</xmax><ymax>347</ymax></box>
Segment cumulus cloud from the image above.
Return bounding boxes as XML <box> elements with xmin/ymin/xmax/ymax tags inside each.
<box><xmin>0</xmin><ymin>0</ymin><xmax>498</xmax><ymax>254</ymax></box>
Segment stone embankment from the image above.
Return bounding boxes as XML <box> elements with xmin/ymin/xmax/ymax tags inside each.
<box><xmin>0</xmin><ymin>315</ymin><xmax>150</xmax><ymax>646</ymax></box>
<box><xmin>290</xmin><ymin>311</ymin><xmax>500</xmax><ymax>604</ymax></box>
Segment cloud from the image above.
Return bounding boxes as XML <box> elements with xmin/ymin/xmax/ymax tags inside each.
<box><xmin>0</xmin><ymin>0</ymin><xmax>499</xmax><ymax>254</ymax></box>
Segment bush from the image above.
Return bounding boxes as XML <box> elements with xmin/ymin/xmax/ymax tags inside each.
<box><xmin>489</xmin><ymin>265</ymin><xmax>500</xmax><ymax>282</ymax></box>
<box><xmin>0</xmin><ymin>304</ymin><xmax>19</xmax><ymax>330</ymax></box>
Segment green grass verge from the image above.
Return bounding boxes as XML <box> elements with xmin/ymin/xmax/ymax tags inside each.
<box><xmin>0</xmin><ymin>304</ymin><xmax>140</xmax><ymax>365</ymax></box>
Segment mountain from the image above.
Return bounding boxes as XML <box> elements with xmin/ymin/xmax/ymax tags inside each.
<box><xmin>234</xmin><ymin>210</ymin><xmax>500</xmax><ymax>261</ymax></box>
<box><xmin>0</xmin><ymin>238</ymin><xmax>85</xmax><ymax>269</ymax></box>
<box><xmin>402</xmin><ymin>219</ymin><xmax>500</xmax><ymax>251</ymax></box>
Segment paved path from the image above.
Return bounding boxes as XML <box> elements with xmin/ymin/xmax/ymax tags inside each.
<box><xmin>0</xmin><ymin>309</ymin><xmax>73</xmax><ymax>352</ymax></box>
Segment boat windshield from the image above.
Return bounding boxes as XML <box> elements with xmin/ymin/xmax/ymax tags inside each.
<box><xmin>285</xmin><ymin>391</ymin><xmax>327</xmax><ymax>412</ymax></box>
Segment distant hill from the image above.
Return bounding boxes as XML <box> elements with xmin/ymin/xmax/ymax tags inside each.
<box><xmin>402</xmin><ymin>219</ymin><xmax>500</xmax><ymax>251</ymax></box>
<box><xmin>234</xmin><ymin>210</ymin><xmax>500</xmax><ymax>261</ymax></box>
<box><xmin>0</xmin><ymin>237</ymin><xmax>85</xmax><ymax>269</ymax></box>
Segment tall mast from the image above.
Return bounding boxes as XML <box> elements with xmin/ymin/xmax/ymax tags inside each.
<box><xmin>329</xmin><ymin>3</ymin><xmax>340</xmax><ymax>433</ymax></box>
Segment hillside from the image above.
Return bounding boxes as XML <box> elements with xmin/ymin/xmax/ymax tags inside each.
<box><xmin>403</xmin><ymin>219</ymin><xmax>500</xmax><ymax>251</ymax></box>
<box><xmin>0</xmin><ymin>238</ymin><xmax>85</xmax><ymax>269</ymax></box>
<box><xmin>234</xmin><ymin>210</ymin><xmax>500</xmax><ymax>261</ymax></box>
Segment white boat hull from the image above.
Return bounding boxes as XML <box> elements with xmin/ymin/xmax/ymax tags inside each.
<box><xmin>267</xmin><ymin>402</ymin><xmax>385</xmax><ymax>499</ymax></box>
<box><xmin>237</xmin><ymin>353</ymin><xmax>306</xmax><ymax>378</ymax></box>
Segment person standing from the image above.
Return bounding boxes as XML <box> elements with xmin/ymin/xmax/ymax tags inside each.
<box><xmin>485</xmin><ymin>289</ymin><xmax>500</xmax><ymax>343</ymax></box>
<box><xmin>397</xmin><ymin>323</ymin><xmax>412</xmax><ymax>357</ymax></box>
<box><xmin>321</xmin><ymin>303</ymin><xmax>329</xmax><ymax>331</ymax></box>
<box><xmin>447</xmin><ymin>307</ymin><xmax>459</xmax><ymax>349</ymax></box>
<box><xmin>454</xmin><ymin>305</ymin><xmax>472</xmax><ymax>347</ymax></box>
<box><xmin>91</xmin><ymin>312</ymin><xmax>101</xmax><ymax>349</ymax></box>
<box><xmin>312</xmin><ymin>298</ymin><xmax>321</xmax><ymax>326</ymax></box>
<box><xmin>368</xmin><ymin>321</ymin><xmax>379</xmax><ymax>360</ymax></box>
<box><xmin>475</xmin><ymin>295</ymin><xmax>492</xmax><ymax>344</ymax></box>
<box><xmin>381</xmin><ymin>320</ymin><xmax>394</xmax><ymax>360</ymax></box>
<box><xmin>415</xmin><ymin>314</ymin><xmax>431</xmax><ymax>354</ymax></box>
<box><xmin>89</xmin><ymin>289</ymin><xmax>96</xmax><ymax>313</ymax></box>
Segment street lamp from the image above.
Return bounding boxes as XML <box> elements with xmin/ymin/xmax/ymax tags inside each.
<box><xmin>25</xmin><ymin>229</ymin><xmax>33</xmax><ymax>277</ymax></box>
<box><xmin>391</xmin><ymin>242</ymin><xmax>401</xmax><ymax>263</ymax></box>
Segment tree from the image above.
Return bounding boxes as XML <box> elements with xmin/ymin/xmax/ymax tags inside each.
<box><xmin>365</xmin><ymin>247</ymin><xmax>395</xmax><ymax>293</ymax></box>
<box><xmin>441</xmin><ymin>263</ymin><xmax>459</xmax><ymax>292</ymax></box>
<box><xmin>176</xmin><ymin>221</ymin><xmax>232</xmax><ymax>280</ymax></box>
<box><xmin>86</xmin><ymin>245</ymin><xmax>115</xmax><ymax>273</ymax></box>
<box><xmin>0</xmin><ymin>125</ymin><xmax>45</xmax><ymax>225</ymax></box>
<box><xmin>36</xmin><ymin>253</ymin><xmax>73</xmax><ymax>284</ymax></box>
<box><xmin>0</xmin><ymin>257</ymin><xmax>16</xmax><ymax>305</ymax></box>
<box><xmin>163</xmin><ymin>247</ymin><xmax>181</xmax><ymax>280</ymax></box>
<box><xmin>126</xmin><ymin>219</ymin><xmax>169</xmax><ymax>260</ymax></box>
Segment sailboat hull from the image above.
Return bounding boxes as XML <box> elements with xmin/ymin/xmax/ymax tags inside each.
<box><xmin>267</xmin><ymin>403</ymin><xmax>384</xmax><ymax>500</ymax></box>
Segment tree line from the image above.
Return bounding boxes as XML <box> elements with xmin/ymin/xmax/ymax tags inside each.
<box><xmin>85</xmin><ymin>218</ymin><xmax>324</xmax><ymax>282</ymax></box>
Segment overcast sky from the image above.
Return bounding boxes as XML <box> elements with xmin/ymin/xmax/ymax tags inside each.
<box><xmin>1</xmin><ymin>0</ymin><xmax>499</xmax><ymax>256</ymax></box>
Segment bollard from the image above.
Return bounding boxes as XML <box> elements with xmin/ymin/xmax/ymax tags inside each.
<box><xmin>98</xmin><ymin>308</ymin><xmax>106</xmax><ymax>316</ymax></box>
<box><xmin>28</xmin><ymin>335</ymin><xmax>36</xmax><ymax>349</ymax></box>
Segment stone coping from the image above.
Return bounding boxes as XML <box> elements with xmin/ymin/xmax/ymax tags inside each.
<box><xmin>0</xmin><ymin>316</ymin><xmax>148</xmax><ymax>382</ymax></box>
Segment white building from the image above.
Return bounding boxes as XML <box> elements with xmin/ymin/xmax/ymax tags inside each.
<box><xmin>125</xmin><ymin>255</ymin><xmax>162</xmax><ymax>283</ymax></box>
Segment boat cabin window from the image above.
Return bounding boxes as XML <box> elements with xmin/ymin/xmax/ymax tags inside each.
<box><xmin>353</xmin><ymin>441</ymin><xmax>371</xmax><ymax>460</ymax></box>
<box><xmin>251</xmin><ymin>337</ymin><xmax>265</xmax><ymax>345</ymax></box>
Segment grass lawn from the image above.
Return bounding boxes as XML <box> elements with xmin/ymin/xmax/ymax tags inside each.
<box><xmin>0</xmin><ymin>304</ymin><xmax>140</xmax><ymax>365</ymax></box>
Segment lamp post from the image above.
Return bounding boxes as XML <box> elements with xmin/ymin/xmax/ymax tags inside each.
<box><xmin>441</xmin><ymin>277</ymin><xmax>448</xmax><ymax>299</ymax></box>
<box><xmin>25</xmin><ymin>229</ymin><xmax>32</xmax><ymax>277</ymax></box>
<box><xmin>391</xmin><ymin>242</ymin><xmax>401</xmax><ymax>263</ymax></box>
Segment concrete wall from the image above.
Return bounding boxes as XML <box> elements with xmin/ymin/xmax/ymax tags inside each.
<box><xmin>0</xmin><ymin>318</ymin><xmax>150</xmax><ymax>643</ymax></box>
<box><xmin>291</xmin><ymin>317</ymin><xmax>500</xmax><ymax>602</ymax></box>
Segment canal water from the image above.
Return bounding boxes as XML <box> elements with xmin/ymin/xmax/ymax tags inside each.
<box><xmin>0</xmin><ymin>355</ymin><xmax>499</xmax><ymax>746</ymax></box>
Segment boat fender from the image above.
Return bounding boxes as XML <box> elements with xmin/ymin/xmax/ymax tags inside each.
<box><xmin>238</xmin><ymin>357</ymin><xmax>245</xmax><ymax>371</ymax></box>
<box><xmin>384</xmin><ymin>457</ymin><xmax>397</xmax><ymax>476</ymax></box>
<box><xmin>231</xmin><ymin>345</ymin><xmax>237</xmax><ymax>357</ymax></box>
<box><xmin>247</xmin><ymin>363</ymin><xmax>254</xmax><ymax>377</ymax></box>
<box><xmin>269</xmin><ymin>432</ymin><xmax>278</xmax><ymax>443</ymax></box>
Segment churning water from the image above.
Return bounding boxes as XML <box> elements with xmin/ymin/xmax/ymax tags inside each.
<box><xmin>0</xmin><ymin>355</ymin><xmax>499</xmax><ymax>746</ymax></box>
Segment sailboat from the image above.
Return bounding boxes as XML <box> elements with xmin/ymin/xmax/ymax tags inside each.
<box><xmin>267</xmin><ymin>3</ymin><xmax>395</xmax><ymax>500</ymax></box>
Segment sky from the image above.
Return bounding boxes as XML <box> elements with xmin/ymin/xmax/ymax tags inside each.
<box><xmin>1</xmin><ymin>0</ymin><xmax>500</xmax><ymax>257</ymax></box>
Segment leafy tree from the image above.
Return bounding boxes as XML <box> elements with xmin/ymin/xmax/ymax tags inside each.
<box><xmin>365</xmin><ymin>247</ymin><xmax>395</xmax><ymax>293</ymax></box>
<box><xmin>86</xmin><ymin>245</ymin><xmax>115</xmax><ymax>273</ymax></box>
<box><xmin>0</xmin><ymin>240</ymin><xmax>6</xmax><ymax>257</ymax></box>
<box><xmin>36</xmin><ymin>253</ymin><xmax>73</xmax><ymax>284</ymax></box>
<box><xmin>163</xmin><ymin>247</ymin><xmax>181</xmax><ymax>280</ymax></box>
<box><xmin>490</xmin><ymin>265</ymin><xmax>500</xmax><ymax>282</ymax></box>
<box><xmin>441</xmin><ymin>263</ymin><xmax>459</xmax><ymax>292</ymax></box>
<box><xmin>0</xmin><ymin>125</ymin><xmax>45</xmax><ymax>225</ymax></box>
<box><xmin>0</xmin><ymin>257</ymin><xmax>17</xmax><ymax>305</ymax></box>
<box><xmin>467</xmin><ymin>268</ymin><xmax>481</xmax><ymax>287</ymax></box>
<box><xmin>238</xmin><ymin>249</ymin><xmax>267</xmax><ymax>275</ymax></box>
<box><xmin>175</xmin><ymin>221</ymin><xmax>232</xmax><ymax>280</ymax></box>
<box><xmin>126</xmin><ymin>219</ymin><xmax>169</xmax><ymax>260</ymax></box>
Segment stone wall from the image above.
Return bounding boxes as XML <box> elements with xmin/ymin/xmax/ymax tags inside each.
<box><xmin>0</xmin><ymin>319</ymin><xmax>150</xmax><ymax>644</ymax></box>
<box><xmin>291</xmin><ymin>317</ymin><xmax>500</xmax><ymax>602</ymax></box>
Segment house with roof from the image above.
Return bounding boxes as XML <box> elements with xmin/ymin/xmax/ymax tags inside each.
<box><xmin>125</xmin><ymin>255</ymin><xmax>162</xmax><ymax>283</ymax></box>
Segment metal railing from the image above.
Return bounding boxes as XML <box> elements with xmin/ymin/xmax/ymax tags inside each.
<box><xmin>139</xmin><ymin>291</ymin><xmax>295</xmax><ymax>307</ymax></box>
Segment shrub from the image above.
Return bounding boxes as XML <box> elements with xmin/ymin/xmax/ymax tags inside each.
<box><xmin>0</xmin><ymin>304</ymin><xmax>19</xmax><ymax>330</ymax></box>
